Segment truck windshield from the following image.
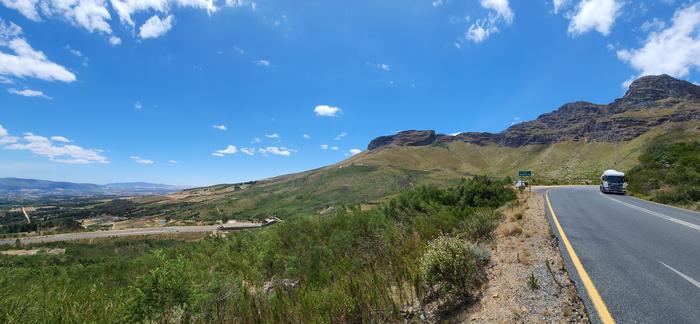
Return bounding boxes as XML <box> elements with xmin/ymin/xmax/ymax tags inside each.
<box><xmin>605</xmin><ymin>175</ymin><xmax>625</xmax><ymax>183</ymax></box>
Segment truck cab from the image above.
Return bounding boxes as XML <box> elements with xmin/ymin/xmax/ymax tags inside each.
<box><xmin>600</xmin><ymin>169</ymin><xmax>627</xmax><ymax>194</ymax></box>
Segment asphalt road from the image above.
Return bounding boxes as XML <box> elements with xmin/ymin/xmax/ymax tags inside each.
<box><xmin>0</xmin><ymin>222</ymin><xmax>261</xmax><ymax>245</ymax></box>
<box><xmin>544</xmin><ymin>186</ymin><xmax>700</xmax><ymax>324</ymax></box>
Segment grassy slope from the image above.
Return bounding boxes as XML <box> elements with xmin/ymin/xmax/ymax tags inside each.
<box><xmin>126</xmin><ymin>121</ymin><xmax>700</xmax><ymax>222</ymax></box>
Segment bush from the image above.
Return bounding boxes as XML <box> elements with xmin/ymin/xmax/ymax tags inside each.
<box><xmin>465</xmin><ymin>209</ymin><xmax>501</xmax><ymax>241</ymax></box>
<box><xmin>419</xmin><ymin>236</ymin><xmax>489</xmax><ymax>300</ymax></box>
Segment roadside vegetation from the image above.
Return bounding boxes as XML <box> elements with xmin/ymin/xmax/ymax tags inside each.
<box><xmin>627</xmin><ymin>141</ymin><xmax>700</xmax><ymax>209</ymax></box>
<box><xmin>0</xmin><ymin>176</ymin><xmax>515</xmax><ymax>323</ymax></box>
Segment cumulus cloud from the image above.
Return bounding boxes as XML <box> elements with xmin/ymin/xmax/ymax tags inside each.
<box><xmin>240</xmin><ymin>147</ymin><xmax>254</xmax><ymax>156</ymax></box>
<box><xmin>260</xmin><ymin>146</ymin><xmax>291</xmax><ymax>156</ymax></box>
<box><xmin>139</xmin><ymin>15</ymin><xmax>174</xmax><ymax>39</ymax></box>
<box><xmin>349</xmin><ymin>148</ymin><xmax>362</xmax><ymax>155</ymax></box>
<box><xmin>3</xmin><ymin>129</ymin><xmax>108</xmax><ymax>164</ymax></box>
<box><xmin>568</xmin><ymin>0</ymin><xmax>622</xmax><ymax>36</ymax></box>
<box><xmin>7</xmin><ymin>88</ymin><xmax>51</xmax><ymax>99</ymax></box>
<box><xmin>212</xmin><ymin>124</ymin><xmax>226</xmax><ymax>131</ymax></box>
<box><xmin>111</xmin><ymin>0</ymin><xmax>215</xmax><ymax>27</ymax></box>
<box><xmin>214</xmin><ymin>144</ymin><xmax>237</xmax><ymax>156</ymax></box>
<box><xmin>134</xmin><ymin>101</ymin><xmax>142</xmax><ymax>109</ymax></box>
<box><xmin>616</xmin><ymin>3</ymin><xmax>700</xmax><ymax>79</ymax></box>
<box><xmin>462</xmin><ymin>0</ymin><xmax>514</xmax><ymax>44</ymax></box>
<box><xmin>109</xmin><ymin>36</ymin><xmax>122</xmax><ymax>45</ymax></box>
<box><xmin>168</xmin><ymin>159</ymin><xmax>178</xmax><ymax>163</ymax></box>
<box><xmin>320</xmin><ymin>144</ymin><xmax>328</xmax><ymax>150</ymax></box>
<box><xmin>314</xmin><ymin>105</ymin><xmax>342</xmax><ymax>117</ymax></box>
<box><xmin>1</xmin><ymin>0</ymin><xmax>114</xmax><ymax>35</ymax></box>
<box><xmin>0</xmin><ymin>20</ymin><xmax>76</xmax><ymax>83</ymax></box>
<box><xmin>265</xmin><ymin>133</ymin><xmax>279</xmax><ymax>139</ymax></box>
<box><xmin>50</xmin><ymin>135</ymin><xmax>70</xmax><ymax>142</ymax></box>
<box><xmin>302</xmin><ymin>134</ymin><xmax>310</xmax><ymax>139</ymax></box>
<box><xmin>130</xmin><ymin>155</ymin><xmax>153</xmax><ymax>164</ymax></box>
<box><xmin>331</xmin><ymin>146</ymin><xmax>339</xmax><ymax>151</ymax></box>
<box><xmin>334</xmin><ymin>132</ymin><xmax>347</xmax><ymax>140</ymax></box>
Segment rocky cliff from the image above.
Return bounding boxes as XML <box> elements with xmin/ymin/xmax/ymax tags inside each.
<box><xmin>368</xmin><ymin>75</ymin><xmax>700</xmax><ymax>150</ymax></box>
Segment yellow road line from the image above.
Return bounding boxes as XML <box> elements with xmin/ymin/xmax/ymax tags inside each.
<box><xmin>546</xmin><ymin>191</ymin><xmax>615</xmax><ymax>324</ymax></box>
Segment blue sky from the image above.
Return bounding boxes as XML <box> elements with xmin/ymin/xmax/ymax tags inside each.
<box><xmin>1</xmin><ymin>0</ymin><xmax>699</xmax><ymax>186</ymax></box>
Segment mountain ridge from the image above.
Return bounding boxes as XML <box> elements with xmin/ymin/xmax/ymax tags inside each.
<box><xmin>368</xmin><ymin>75</ymin><xmax>700</xmax><ymax>150</ymax></box>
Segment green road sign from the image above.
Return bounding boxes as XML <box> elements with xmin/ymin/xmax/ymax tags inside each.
<box><xmin>518</xmin><ymin>170</ymin><xmax>532</xmax><ymax>177</ymax></box>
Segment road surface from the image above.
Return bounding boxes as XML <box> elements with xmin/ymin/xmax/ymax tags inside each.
<box><xmin>0</xmin><ymin>223</ymin><xmax>261</xmax><ymax>245</ymax></box>
<box><xmin>544</xmin><ymin>186</ymin><xmax>700</xmax><ymax>323</ymax></box>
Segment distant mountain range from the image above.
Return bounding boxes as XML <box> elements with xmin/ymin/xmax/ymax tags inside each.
<box><xmin>0</xmin><ymin>178</ymin><xmax>186</xmax><ymax>199</ymax></box>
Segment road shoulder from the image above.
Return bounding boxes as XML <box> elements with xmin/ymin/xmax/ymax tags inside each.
<box><xmin>456</xmin><ymin>192</ymin><xmax>589</xmax><ymax>322</ymax></box>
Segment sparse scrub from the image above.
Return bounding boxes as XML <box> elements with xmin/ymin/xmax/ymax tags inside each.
<box><xmin>500</xmin><ymin>223</ymin><xmax>523</xmax><ymax>237</ymax></box>
<box><xmin>419</xmin><ymin>236</ymin><xmax>489</xmax><ymax>300</ymax></box>
<box><xmin>0</xmin><ymin>176</ymin><xmax>516</xmax><ymax>322</ymax></box>
<box><xmin>628</xmin><ymin>141</ymin><xmax>700</xmax><ymax>209</ymax></box>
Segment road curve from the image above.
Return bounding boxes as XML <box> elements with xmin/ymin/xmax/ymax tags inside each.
<box><xmin>0</xmin><ymin>223</ymin><xmax>261</xmax><ymax>245</ymax></box>
<box><xmin>543</xmin><ymin>186</ymin><xmax>700</xmax><ymax>324</ymax></box>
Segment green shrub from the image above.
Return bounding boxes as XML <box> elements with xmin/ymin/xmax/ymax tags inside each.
<box><xmin>465</xmin><ymin>209</ymin><xmax>501</xmax><ymax>241</ymax></box>
<box><xmin>419</xmin><ymin>236</ymin><xmax>489</xmax><ymax>300</ymax></box>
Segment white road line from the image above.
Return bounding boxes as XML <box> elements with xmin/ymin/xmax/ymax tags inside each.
<box><xmin>659</xmin><ymin>261</ymin><xmax>700</xmax><ymax>290</ymax></box>
<box><xmin>600</xmin><ymin>193</ymin><xmax>700</xmax><ymax>232</ymax></box>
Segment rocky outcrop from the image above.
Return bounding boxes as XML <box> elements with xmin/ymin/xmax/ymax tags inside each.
<box><xmin>368</xmin><ymin>130</ymin><xmax>437</xmax><ymax>150</ymax></box>
<box><xmin>367</xmin><ymin>75</ymin><xmax>700</xmax><ymax>150</ymax></box>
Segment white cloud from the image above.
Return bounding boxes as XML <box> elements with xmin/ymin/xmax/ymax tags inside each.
<box><xmin>349</xmin><ymin>148</ymin><xmax>362</xmax><ymax>155</ymax></box>
<box><xmin>261</xmin><ymin>146</ymin><xmax>291</xmax><ymax>156</ymax></box>
<box><xmin>109</xmin><ymin>36</ymin><xmax>122</xmax><ymax>45</ymax></box>
<box><xmin>320</xmin><ymin>144</ymin><xmax>329</xmax><ymax>150</ymax></box>
<box><xmin>334</xmin><ymin>132</ymin><xmax>347</xmax><ymax>140</ymax></box>
<box><xmin>134</xmin><ymin>101</ymin><xmax>142</xmax><ymax>109</ymax></box>
<box><xmin>568</xmin><ymin>0</ymin><xmax>622</xmax><ymax>36</ymax></box>
<box><xmin>50</xmin><ymin>135</ymin><xmax>70</xmax><ymax>142</ymax></box>
<box><xmin>462</xmin><ymin>0</ymin><xmax>514</xmax><ymax>44</ymax></box>
<box><xmin>432</xmin><ymin>0</ymin><xmax>442</xmax><ymax>7</ymax></box>
<box><xmin>0</xmin><ymin>20</ymin><xmax>76</xmax><ymax>83</ymax></box>
<box><xmin>168</xmin><ymin>159</ymin><xmax>178</xmax><ymax>163</ymax></box>
<box><xmin>7</xmin><ymin>88</ymin><xmax>51</xmax><ymax>99</ymax></box>
<box><xmin>1</xmin><ymin>0</ymin><xmax>114</xmax><ymax>35</ymax></box>
<box><xmin>480</xmin><ymin>0</ymin><xmax>513</xmax><ymax>23</ymax></box>
<box><xmin>302</xmin><ymin>133</ymin><xmax>310</xmax><ymax>139</ymax></box>
<box><xmin>314</xmin><ymin>105</ymin><xmax>342</xmax><ymax>117</ymax></box>
<box><xmin>4</xmin><ymin>131</ymin><xmax>108</xmax><ymax>164</ymax></box>
<box><xmin>64</xmin><ymin>45</ymin><xmax>82</xmax><ymax>57</ymax></box>
<box><xmin>0</xmin><ymin>124</ymin><xmax>18</xmax><ymax>144</ymax></box>
<box><xmin>265</xmin><ymin>133</ymin><xmax>279</xmax><ymax>139</ymax></box>
<box><xmin>252</xmin><ymin>137</ymin><xmax>261</xmax><ymax>143</ymax></box>
<box><xmin>466</xmin><ymin>18</ymin><xmax>498</xmax><ymax>43</ymax></box>
<box><xmin>255</xmin><ymin>59</ymin><xmax>270</xmax><ymax>67</ymax></box>
<box><xmin>130</xmin><ymin>155</ymin><xmax>153</xmax><ymax>164</ymax></box>
<box><xmin>553</xmin><ymin>0</ymin><xmax>569</xmax><ymax>14</ymax></box>
<box><xmin>331</xmin><ymin>146</ymin><xmax>339</xmax><ymax>151</ymax></box>
<box><xmin>0</xmin><ymin>0</ymin><xmax>40</xmax><ymax>21</ymax></box>
<box><xmin>212</xmin><ymin>152</ymin><xmax>224</xmax><ymax>157</ymax></box>
<box><xmin>213</xmin><ymin>124</ymin><xmax>227</xmax><ymax>130</ymax></box>
<box><xmin>616</xmin><ymin>3</ymin><xmax>700</xmax><ymax>78</ymax></box>
<box><xmin>215</xmin><ymin>144</ymin><xmax>237</xmax><ymax>155</ymax></box>
<box><xmin>240</xmin><ymin>147</ymin><xmax>254</xmax><ymax>156</ymax></box>
<box><xmin>111</xmin><ymin>0</ymin><xmax>215</xmax><ymax>27</ymax></box>
<box><xmin>139</xmin><ymin>14</ymin><xmax>174</xmax><ymax>39</ymax></box>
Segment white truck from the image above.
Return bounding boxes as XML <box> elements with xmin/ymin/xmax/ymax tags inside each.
<box><xmin>600</xmin><ymin>169</ymin><xmax>627</xmax><ymax>194</ymax></box>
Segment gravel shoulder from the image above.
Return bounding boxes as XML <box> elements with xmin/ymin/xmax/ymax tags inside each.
<box><xmin>452</xmin><ymin>192</ymin><xmax>589</xmax><ymax>323</ymax></box>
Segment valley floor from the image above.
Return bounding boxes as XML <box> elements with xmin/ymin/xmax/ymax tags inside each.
<box><xmin>454</xmin><ymin>193</ymin><xmax>588</xmax><ymax>323</ymax></box>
